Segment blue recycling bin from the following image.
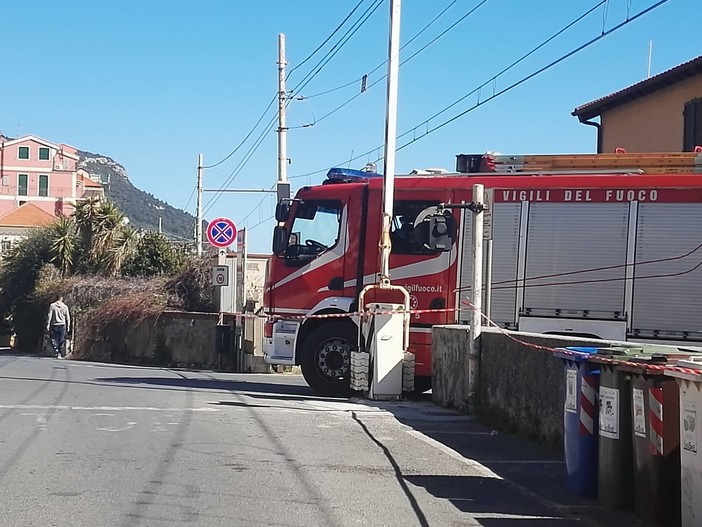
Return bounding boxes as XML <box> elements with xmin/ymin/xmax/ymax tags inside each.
<box><xmin>554</xmin><ymin>347</ymin><xmax>601</xmax><ymax>498</ymax></box>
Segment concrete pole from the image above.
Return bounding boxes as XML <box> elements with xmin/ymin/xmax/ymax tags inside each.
<box><xmin>276</xmin><ymin>34</ymin><xmax>290</xmax><ymax>205</ymax></box>
<box><xmin>468</xmin><ymin>184</ymin><xmax>484</xmax><ymax>405</ymax></box>
<box><xmin>379</xmin><ymin>0</ymin><xmax>401</xmax><ymax>286</ymax></box>
<box><xmin>196</xmin><ymin>153</ymin><xmax>203</xmax><ymax>257</ymax></box>
<box><xmin>158</xmin><ymin>217</ymin><xmax>162</xmax><ymax>234</ymax></box>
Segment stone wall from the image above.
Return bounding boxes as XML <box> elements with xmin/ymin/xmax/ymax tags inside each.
<box><xmin>81</xmin><ymin>311</ymin><xmax>269</xmax><ymax>372</ymax></box>
<box><xmin>432</xmin><ymin>326</ymin><xmax>606</xmax><ymax>447</ymax></box>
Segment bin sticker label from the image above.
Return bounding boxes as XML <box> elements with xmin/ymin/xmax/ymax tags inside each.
<box><xmin>565</xmin><ymin>369</ymin><xmax>577</xmax><ymax>414</ymax></box>
<box><xmin>599</xmin><ymin>387</ymin><xmax>619</xmax><ymax>440</ymax></box>
<box><xmin>683</xmin><ymin>401</ymin><xmax>697</xmax><ymax>454</ymax></box>
<box><xmin>633</xmin><ymin>388</ymin><xmax>646</xmax><ymax>438</ymax></box>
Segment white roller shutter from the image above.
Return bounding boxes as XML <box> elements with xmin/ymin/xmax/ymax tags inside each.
<box><xmin>632</xmin><ymin>203</ymin><xmax>702</xmax><ymax>336</ymax></box>
<box><xmin>458</xmin><ymin>203</ymin><xmax>520</xmax><ymax>326</ymax></box>
<box><xmin>523</xmin><ymin>203</ymin><xmax>628</xmax><ymax>318</ymax></box>
<box><xmin>489</xmin><ymin>203</ymin><xmax>521</xmax><ymax>328</ymax></box>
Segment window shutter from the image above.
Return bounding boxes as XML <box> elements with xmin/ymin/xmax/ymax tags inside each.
<box><xmin>683</xmin><ymin>98</ymin><xmax>702</xmax><ymax>151</ymax></box>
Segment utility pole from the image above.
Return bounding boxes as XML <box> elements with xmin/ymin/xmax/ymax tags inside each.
<box><xmin>196</xmin><ymin>153</ymin><xmax>203</xmax><ymax>257</ymax></box>
<box><xmin>158</xmin><ymin>217</ymin><xmax>162</xmax><ymax>234</ymax></box>
<box><xmin>379</xmin><ymin>0</ymin><xmax>402</xmax><ymax>286</ymax></box>
<box><xmin>277</xmin><ymin>34</ymin><xmax>291</xmax><ymax>205</ymax></box>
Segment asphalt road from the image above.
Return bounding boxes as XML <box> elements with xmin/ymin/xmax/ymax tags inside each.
<box><xmin>0</xmin><ymin>354</ymin><xmax>647</xmax><ymax>527</ymax></box>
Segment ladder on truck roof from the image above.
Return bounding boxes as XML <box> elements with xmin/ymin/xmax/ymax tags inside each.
<box><xmin>456</xmin><ymin>149</ymin><xmax>702</xmax><ymax>175</ymax></box>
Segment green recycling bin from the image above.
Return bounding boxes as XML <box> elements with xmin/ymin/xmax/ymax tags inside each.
<box><xmin>588</xmin><ymin>346</ymin><xmax>644</xmax><ymax>511</ymax></box>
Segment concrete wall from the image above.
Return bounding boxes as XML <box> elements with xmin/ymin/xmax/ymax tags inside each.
<box><xmin>81</xmin><ymin>311</ymin><xmax>269</xmax><ymax>372</ymax></box>
<box><xmin>433</xmin><ymin>326</ymin><xmax>605</xmax><ymax>447</ymax></box>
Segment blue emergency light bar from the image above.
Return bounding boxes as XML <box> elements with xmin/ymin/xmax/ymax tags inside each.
<box><xmin>326</xmin><ymin>167</ymin><xmax>382</xmax><ymax>182</ymax></box>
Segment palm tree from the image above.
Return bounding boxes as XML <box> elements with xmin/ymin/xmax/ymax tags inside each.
<box><xmin>90</xmin><ymin>201</ymin><xmax>125</xmax><ymax>267</ymax></box>
<box><xmin>49</xmin><ymin>216</ymin><xmax>78</xmax><ymax>276</ymax></box>
<box><xmin>72</xmin><ymin>197</ymin><xmax>102</xmax><ymax>272</ymax></box>
<box><xmin>103</xmin><ymin>225</ymin><xmax>139</xmax><ymax>277</ymax></box>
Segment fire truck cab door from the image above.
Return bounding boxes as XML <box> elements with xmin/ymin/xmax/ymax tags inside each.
<box><xmin>269</xmin><ymin>184</ymin><xmax>366</xmax><ymax>315</ymax></box>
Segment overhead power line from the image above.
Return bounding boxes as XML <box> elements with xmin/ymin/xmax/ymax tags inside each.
<box><xmin>290</xmin><ymin>0</ymin><xmax>490</xmax><ymax>130</ymax></box>
<box><xmin>287</xmin><ymin>0</ymin><xmax>370</xmax><ymax>77</ymax></box>
<box><xmin>393</xmin><ymin>0</ymin><xmax>669</xmax><ymax>155</ymax></box>
<box><xmin>290</xmin><ymin>0</ymin><xmax>664</xmax><ymax>179</ymax></box>
<box><xmin>201</xmin><ymin>0</ymin><xmax>381</xmax><ymax>208</ymax></box>
<box><xmin>300</xmin><ymin>0</ymin><xmax>465</xmax><ymax>100</ymax></box>
<box><xmin>286</xmin><ymin>0</ymin><xmax>385</xmax><ymax>100</ymax></box>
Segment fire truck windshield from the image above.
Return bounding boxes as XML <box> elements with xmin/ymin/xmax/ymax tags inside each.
<box><xmin>286</xmin><ymin>199</ymin><xmax>342</xmax><ymax>258</ymax></box>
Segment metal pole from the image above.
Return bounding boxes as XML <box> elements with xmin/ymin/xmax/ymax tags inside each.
<box><xmin>647</xmin><ymin>39</ymin><xmax>653</xmax><ymax>79</ymax></box>
<box><xmin>468</xmin><ymin>184</ymin><xmax>484</xmax><ymax>407</ymax></box>
<box><xmin>277</xmin><ymin>34</ymin><xmax>291</xmax><ymax>205</ymax></box>
<box><xmin>158</xmin><ymin>217</ymin><xmax>162</xmax><ymax>234</ymax></box>
<box><xmin>484</xmin><ymin>239</ymin><xmax>493</xmax><ymax>321</ymax></box>
<box><xmin>196</xmin><ymin>153</ymin><xmax>203</xmax><ymax>257</ymax></box>
<box><xmin>379</xmin><ymin>0</ymin><xmax>401</xmax><ymax>286</ymax></box>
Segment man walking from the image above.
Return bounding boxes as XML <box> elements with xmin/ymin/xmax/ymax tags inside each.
<box><xmin>47</xmin><ymin>295</ymin><xmax>70</xmax><ymax>358</ymax></box>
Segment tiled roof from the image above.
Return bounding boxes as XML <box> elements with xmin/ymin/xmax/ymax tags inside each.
<box><xmin>77</xmin><ymin>173</ymin><xmax>103</xmax><ymax>189</ymax></box>
<box><xmin>0</xmin><ymin>203</ymin><xmax>56</xmax><ymax>228</ymax></box>
<box><xmin>573</xmin><ymin>55</ymin><xmax>702</xmax><ymax>121</ymax></box>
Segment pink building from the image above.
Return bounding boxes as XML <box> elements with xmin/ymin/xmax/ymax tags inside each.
<box><xmin>0</xmin><ymin>134</ymin><xmax>102</xmax><ymax>218</ymax></box>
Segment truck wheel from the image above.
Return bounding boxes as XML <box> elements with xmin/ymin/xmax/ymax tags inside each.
<box><xmin>300</xmin><ymin>321</ymin><xmax>357</xmax><ymax>397</ymax></box>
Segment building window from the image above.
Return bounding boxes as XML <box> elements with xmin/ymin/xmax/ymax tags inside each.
<box><xmin>18</xmin><ymin>146</ymin><xmax>29</xmax><ymax>160</ymax></box>
<box><xmin>39</xmin><ymin>147</ymin><xmax>50</xmax><ymax>160</ymax></box>
<box><xmin>39</xmin><ymin>175</ymin><xmax>49</xmax><ymax>197</ymax></box>
<box><xmin>18</xmin><ymin>174</ymin><xmax>28</xmax><ymax>196</ymax></box>
<box><xmin>683</xmin><ymin>98</ymin><xmax>702</xmax><ymax>151</ymax></box>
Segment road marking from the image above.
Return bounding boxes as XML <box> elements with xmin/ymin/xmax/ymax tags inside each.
<box><xmin>0</xmin><ymin>404</ymin><xmax>219</xmax><ymax>412</ymax></box>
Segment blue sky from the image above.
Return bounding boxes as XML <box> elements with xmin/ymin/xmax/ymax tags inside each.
<box><xmin>1</xmin><ymin>0</ymin><xmax>699</xmax><ymax>253</ymax></box>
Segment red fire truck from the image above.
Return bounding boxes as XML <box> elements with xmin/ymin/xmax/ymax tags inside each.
<box><xmin>263</xmin><ymin>152</ymin><xmax>702</xmax><ymax>396</ymax></box>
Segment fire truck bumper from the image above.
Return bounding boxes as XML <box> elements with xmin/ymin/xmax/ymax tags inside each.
<box><xmin>263</xmin><ymin>319</ymin><xmax>299</xmax><ymax>365</ymax></box>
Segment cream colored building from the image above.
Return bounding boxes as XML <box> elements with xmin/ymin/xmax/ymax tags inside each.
<box><xmin>573</xmin><ymin>55</ymin><xmax>702</xmax><ymax>153</ymax></box>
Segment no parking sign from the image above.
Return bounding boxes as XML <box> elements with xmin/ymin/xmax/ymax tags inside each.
<box><xmin>207</xmin><ymin>217</ymin><xmax>237</xmax><ymax>248</ymax></box>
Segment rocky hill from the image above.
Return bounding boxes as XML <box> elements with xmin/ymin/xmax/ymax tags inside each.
<box><xmin>78</xmin><ymin>151</ymin><xmax>195</xmax><ymax>240</ymax></box>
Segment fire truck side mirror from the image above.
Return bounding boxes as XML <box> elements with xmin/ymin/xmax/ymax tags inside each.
<box><xmin>414</xmin><ymin>208</ymin><xmax>456</xmax><ymax>252</ymax></box>
<box><xmin>272</xmin><ymin>225</ymin><xmax>289</xmax><ymax>255</ymax></box>
<box><xmin>275</xmin><ymin>202</ymin><xmax>291</xmax><ymax>223</ymax></box>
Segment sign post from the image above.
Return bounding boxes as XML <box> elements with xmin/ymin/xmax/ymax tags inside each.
<box><xmin>235</xmin><ymin>228</ymin><xmax>247</xmax><ymax>372</ymax></box>
<box><xmin>207</xmin><ymin>218</ymin><xmax>237</xmax><ymax>371</ymax></box>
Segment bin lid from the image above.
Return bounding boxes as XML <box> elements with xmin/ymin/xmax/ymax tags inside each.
<box><xmin>666</xmin><ymin>357</ymin><xmax>702</xmax><ymax>382</ymax></box>
<box><xmin>596</xmin><ymin>346</ymin><xmax>644</xmax><ymax>356</ymax></box>
<box><xmin>553</xmin><ymin>346</ymin><xmax>599</xmax><ymax>362</ymax></box>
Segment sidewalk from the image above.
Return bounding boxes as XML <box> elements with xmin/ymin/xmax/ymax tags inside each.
<box><xmin>367</xmin><ymin>396</ymin><xmax>655</xmax><ymax>527</ymax></box>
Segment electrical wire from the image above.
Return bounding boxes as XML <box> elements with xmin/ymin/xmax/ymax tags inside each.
<box><xmin>393</xmin><ymin>0</ymin><xmax>670</xmax><ymax>156</ymax></box>
<box><xmin>490</xmin><ymin>257</ymin><xmax>702</xmax><ymax>292</ymax></box>
<box><xmin>202</xmin><ymin>113</ymin><xmax>279</xmax><ymax>215</ymax></box>
<box><xmin>247</xmin><ymin>214</ymin><xmax>275</xmax><ymax>231</ymax></box>
<box><xmin>202</xmin><ymin>94</ymin><xmax>278</xmax><ymax>170</ymax></box>
<box><xmin>239</xmin><ymin>182</ymin><xmax>278</xmax><ymax>226</ymax></box>
<box><xmin>183</xmin><ymin>186</ymin><xmax>196</xmax><ymax>212</ymax></box>
<box><xmin>290</xmin><ymin>0</ymin><xmax>661</xmax><ymax>178</ymax></box>
<box><xmin>455</xmin><ymin>241</ymin><xmax>702</xmax><ymax>294</ymax></box>
<box><xmin>292</xmin><ymin>0</ymin><xmax>488</xmax><ymax>129</ymax></box>
<box><xmin>287</xmin><ymin>0</ymin><xmax>370</xmax><ymax>77</ymax></box>
<box><xmin>287</xmin><ymin>0</ymin><xmax>385</xmax><ymax>101</ymax></box>
<box><xmin>201</xmin><ymin>1</ymin><xmax>382</xmax><ymax>207</ymax></box>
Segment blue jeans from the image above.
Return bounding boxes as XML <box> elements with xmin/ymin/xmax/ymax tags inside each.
<box><xmin>50</xmin><ymin>325</ymin><xmax>67</xmax><ymax>356</ymax></box>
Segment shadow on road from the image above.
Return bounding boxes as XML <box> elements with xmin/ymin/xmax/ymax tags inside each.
<box><xmin>95</xmin><ymin>375</ymin><xmax>346</xmax><ymax>403</ymax></box>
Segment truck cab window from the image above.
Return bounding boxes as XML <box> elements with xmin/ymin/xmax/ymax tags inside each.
<box><xmin>286</xmin><ymin>199</ymin><xmax>342</xmax><ymax>259</ymax></box>
<box><xmin>391</xmin><ymin>200</ymin><xmax>443</xmax><ymax>255</ymax></box>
